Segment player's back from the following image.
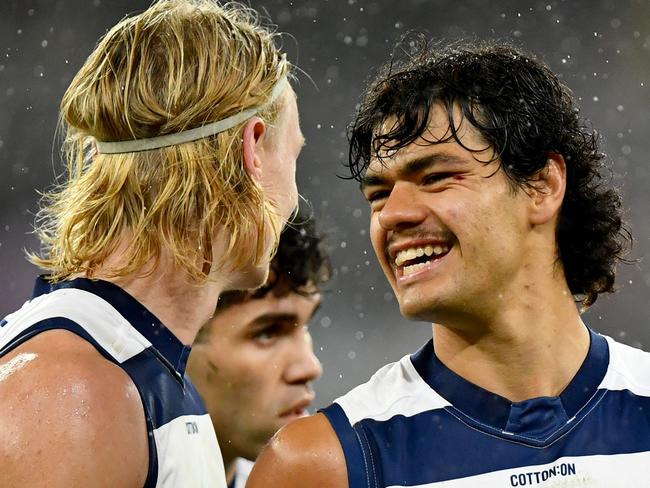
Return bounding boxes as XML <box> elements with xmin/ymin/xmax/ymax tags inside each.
<box><xmin>320</xmin><ymin>329</ymin><xmax>650</xmax><ymax>487</ymax></box>
<box><xmin>0</xmin><ymin>277</ymin><xmax>226</xmax><ymax>487</ymax></box>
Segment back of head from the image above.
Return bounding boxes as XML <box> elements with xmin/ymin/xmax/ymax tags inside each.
<box><xmin>32</xmin><ymin>0</ymin><xmax>291</xmax><ymax>282</ymax></box>
<box><xmin>349</xmin><ymin>37</ymin><xmax>630</xmax><ymax>308</ymax></box>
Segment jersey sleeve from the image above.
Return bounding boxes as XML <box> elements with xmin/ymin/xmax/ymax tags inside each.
<box><xmin>319</xmin><ymin>402</ymin><xmax>378</xmax><ymax>488</ymax></box>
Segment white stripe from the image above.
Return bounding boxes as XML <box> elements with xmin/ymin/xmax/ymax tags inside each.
<box><xmin>336</xmin><ymin>354</ymin><xmax>450</xmax><ymax>426</ymax></box>
<box><xmin>152</xmin><ymin>414</ymin><xmax>227</xmax><ymax>488</ymax></box>
<box><xmin>233</xmin><ymin>458</ymin><xmax>255</xmax><ymax>488</ymax></box>
<box><xmin>386</xmin><ymin>451</ymin><xmax>650</xmax><ymax>487</ymax></box>
<box><xmin>1</xmin><ymin>288</ymin><xmax>150</xmax><ymax>363</ymax></box>
<box><xmin>599</xmin><ymin>335</ymin><xmax>650</xmax><ymax>398</ymax></box>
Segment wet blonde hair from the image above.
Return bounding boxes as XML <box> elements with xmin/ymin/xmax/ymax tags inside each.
<box><xmin>30</xmin><ymin>0</ymin><xmax>292</xmax><ymax>283</ymax></box>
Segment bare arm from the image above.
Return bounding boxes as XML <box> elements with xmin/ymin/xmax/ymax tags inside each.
<box><xmin>0</xmin><ymin>330</ymin><xmax>149</xmax><ymax>488</ymax></box>
<box><xmin>246</xmin><ymin>413</ymin><xmax>348</xmax><ymax>488</ymax></box>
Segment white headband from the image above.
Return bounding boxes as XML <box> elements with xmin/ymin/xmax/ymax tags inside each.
<box><xmin>95</xmin><ymin>76</ymin><xmax>289</xmax><ymax>154</ymax></box>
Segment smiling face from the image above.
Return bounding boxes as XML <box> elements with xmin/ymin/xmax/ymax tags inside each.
<box><xmin>187</xmin><ymin>282</ymin><xmax>322</xmax><ymax>463</ymax></box>
<box><xmin>361</xmin><ymin>104</ymin><xmax>533</xmax><ymax>324</ymax></box>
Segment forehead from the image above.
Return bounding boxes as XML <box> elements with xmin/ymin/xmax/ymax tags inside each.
<box><xmin>365</xmin><ymin>103</ymin><xmax>489</xmax><ymax>177</ymax></box>
<box><xmin>282</xmin><ymin>85</ymin><xmax>302</xmax><ymax>125</ymax></box>
<box><xmin>208</xmin><ymin>290</ymin><xmax>321</xmax><ymax>332</ymax></box>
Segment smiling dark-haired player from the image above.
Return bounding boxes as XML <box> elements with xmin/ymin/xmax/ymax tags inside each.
<box><xmin>247</xmin><ymin>39</ymin><xmax>650</xmax><ymax>487</ymax></box>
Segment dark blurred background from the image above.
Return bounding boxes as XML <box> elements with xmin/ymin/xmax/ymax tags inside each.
<box><xmin>1</xmin><ymin>0</ymin><xmax>649</xmax><ymax>409</ymax></box>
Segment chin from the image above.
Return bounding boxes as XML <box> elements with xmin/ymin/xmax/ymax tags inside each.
<box><xmin>233</xmin><ymin>263</ymin><xmax>269</xmax><ymax>291</ymax></box>
<box><xmin>397</xmin><ymin>293</ymin><xmax>442</xmax><ymax>322</ymax></box>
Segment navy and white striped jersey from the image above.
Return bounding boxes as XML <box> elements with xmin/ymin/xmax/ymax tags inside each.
<box><xmin>228</xmin><ymin>458</ymin><xmax>255</xmax><ymax>488</ymax></box>
<box><xmin>321</xmin><ymin>329</ymin><xmax>650</xmax><ymax>487</ymax></box>
<box><xmin>0</xmin><ymin>277</ymin><xmax>227</xmax><ymax>488</ymax></box>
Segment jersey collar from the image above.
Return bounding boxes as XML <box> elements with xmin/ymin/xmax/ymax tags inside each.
<box><xmin>411</xmin><ymin>328</ymin><xmax>609</xmax><ymax>439</ymax></box>
<box><xmin>32</xmin><ymin>276</ymin><xmax>192</xmax><ymax>375</ymax></box>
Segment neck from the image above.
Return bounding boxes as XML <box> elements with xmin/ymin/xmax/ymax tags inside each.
<box><xmin>433</xmin><ymin>270</ymin><xmax>589</xmax><ymax>402</ymax></box>
<box><xmin>87</xmin><ymin>236</ymin><xmax>228</xmax><ymax>345</ymax></box>
<box><xmin>106</xmin><ymin>266</ymin><xmax>223</xmax><ymax>345</ymax></box>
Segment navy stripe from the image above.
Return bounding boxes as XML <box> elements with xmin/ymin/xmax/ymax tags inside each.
<box><xmin>355</xmin><ymin>390</ymin><xmax>650</xmax><ymax>486</ymax></box>
<box><xmin>0</xmin><ymin>318</ymin><xmax>115</xmax><ymax>363</ymax></box>
<box><xmin>121</xmin><ymin>352</ymin><xmax>207</xmax><ymax>428</ymax></box>
<box><xmin>557</xmin><ymin>330</ymin><xmax>608</xmax><ymax>417</ymax></box>
<box><xmin>356</xmin><ymin>422</ymin><xmax>382</xmax><ymax>488</ymax></box>
<box><xmin>320</xmin><ymin>403</ymin><xmax>369</xmax><ymax>488</ymax></box>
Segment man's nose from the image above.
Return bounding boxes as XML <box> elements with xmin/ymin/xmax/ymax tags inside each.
<box><xmin>283</xmin><ymin>331</ymin><xmax>323</xmax><ymax>385</ymax></box>
<box><xmin>377</xmin><ymin>182</ymin><xmax>427</xmax><ymax>231</ymax></box>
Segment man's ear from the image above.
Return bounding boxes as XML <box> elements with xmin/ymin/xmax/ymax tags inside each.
<box><xmin>528</xmin><ymin>152</ymin><xmax>566</xmax><ymax>226</ymax></box>
<box><xmin>242</xmin><ymin>117</ymin><xmax>267</xmax><ymax>181</ymax></box>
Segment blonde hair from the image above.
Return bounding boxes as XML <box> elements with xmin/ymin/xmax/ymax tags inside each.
<box><xmin>30</xmin><ymin>0</ymin><xmax>292</xmax><ymax>283</ymax></box>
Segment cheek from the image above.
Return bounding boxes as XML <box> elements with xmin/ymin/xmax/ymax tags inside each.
<box><xmin>279</xmin><ymin>151</ymin><xmax>297</xmax><ymax>186</ymax></box>
<box><xmin>444</xmin><ymin>198</ymin><xmax>492</xmax><ymax>234</ymax></box>
<box><xmin>369</xmin><ymin>217</ymin><xmax>387</xmax><ymax>261</ymax></box>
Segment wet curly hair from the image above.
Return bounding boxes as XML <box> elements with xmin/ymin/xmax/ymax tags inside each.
<box><xmin>348</xmin><ymin>37</ymin><xmax>630</xmax><ymax>308</ymax></box>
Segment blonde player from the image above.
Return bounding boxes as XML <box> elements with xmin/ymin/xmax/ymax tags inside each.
<box><xmin>0</xmin><ymin>1</ymin><xmax>304</xmax><ymax>486</ymax></box>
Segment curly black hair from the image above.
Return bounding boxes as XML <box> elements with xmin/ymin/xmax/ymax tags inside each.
<box><xmin>215</xmin><ymin>209</ymin><xmax>331</xmax><ymax>311</ymax></box>
<box><xmin>348</xmin><ymin>37</ymin><xmax>630</xmax><ymax>308</ymax></box>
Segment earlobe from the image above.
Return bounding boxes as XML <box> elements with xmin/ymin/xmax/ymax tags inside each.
<box><xmin>529</xmin><ymin>153</ymin><xmax>566</xmax><ymax>226</ymax></box>
<box><xmin>242</xmin><ymin>117</ymin><xmax>267</xmax><ymax>181</ymax></box>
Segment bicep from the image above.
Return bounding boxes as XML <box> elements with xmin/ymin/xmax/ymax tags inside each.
<box><xmin>246</xmin><ymin>413</ymin><xmax>348</xmax><ymax>488</ymax></box>
<box><xmin>0</xmin><ymin>343</ymin><xmax>149</xmax><ymax>487</ymax></box>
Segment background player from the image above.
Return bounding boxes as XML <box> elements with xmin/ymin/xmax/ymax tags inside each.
<box><xmin>248</xmin><ymin>39</ymin><xmax>650</xmax><ymax>487</ymax></box>
<box><xmin>0</xmin><ymin>1</ymin><xmax>304</xmax><ymax>486</ymax></box>
<box><xmin>188</xmin><ymin>213</ymin><xmax>330</xmax><ymax>488</ymax></box>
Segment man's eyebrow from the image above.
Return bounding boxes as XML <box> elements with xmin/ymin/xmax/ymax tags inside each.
<box><xmin>251</xmin><ymin>313</ymin><xmax>300</xmax><ymax>326</ymax></box>
<box><xmin>360</xmin><ymin>152</ymin><xmax>467</xmax><ymax>191</ymax></box>
<box><xmin>360</xmin><ymin>172</ymin><xmax>388</xmax><ymax>191</ymax></box>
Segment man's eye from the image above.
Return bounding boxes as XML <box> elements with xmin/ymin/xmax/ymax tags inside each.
<box><xmin>365</xmin><ymin>190</ymin><xmax>389</xmax><ymax>203</ymax></box>
<box><xmin>423</xmin><ymin>173</ymin><xmax>454</xmax><ymax>185</ymax></box>
<box><xmin>254</xmin><ymin>325</ymin><xmax>281</xmax><ymax>344</ymax></box>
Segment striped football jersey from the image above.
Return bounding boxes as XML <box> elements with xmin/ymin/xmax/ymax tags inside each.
<box><xmin>0</xmin><ymin>277</ymin><xmax>227</xmax><ymax>487</ymax></box>
<box><xmin>321</xmin><ymin>329</ymin><xmax>650</xmax><ymax>487</ymax></box>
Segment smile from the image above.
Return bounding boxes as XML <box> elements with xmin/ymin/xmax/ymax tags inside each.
<box><xmin>390</xmin><ymin>242</ymin><xmax>452</xmax><ymax>281</ymax></box>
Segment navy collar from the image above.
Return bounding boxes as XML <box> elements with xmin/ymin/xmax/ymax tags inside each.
<box><xmin>33</xmin><ymin>276</ymin><xmax>192</xmax><ymax>375</ymax></box>
<box><xmin>411</xmin><ymin>328</ymin><xmax>609</xmax><ymax>436</ymax></box>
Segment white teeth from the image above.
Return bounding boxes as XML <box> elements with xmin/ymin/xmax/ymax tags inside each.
<box><xmin>394</xmin><ymin>244</ymin><xmax>450</xmax><ymax>266</ymax></box>
<box><xmin>403</xmin><ymin>261</ymin><xmax>429</xmax><ymax>276</ymax></box>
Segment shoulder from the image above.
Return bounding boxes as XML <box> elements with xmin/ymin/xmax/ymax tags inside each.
<box><xmin>600</xmin><ymin>334</ymin><xmax>650</xmax><ymax>396</ymax></box>
<box><xmin>0</xmin><ymin>329</ymin><xmax>148</xmax><ymax>487</ymax></box>
<box><xmin>334</xmin><ymin>352</ymin><xmax>447</xmax><ymax>426</ymax></box>
<box><xmin>246</xmin><ymin>413</ymin><xmax>348</xmax><ymax>488</ymax></box>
